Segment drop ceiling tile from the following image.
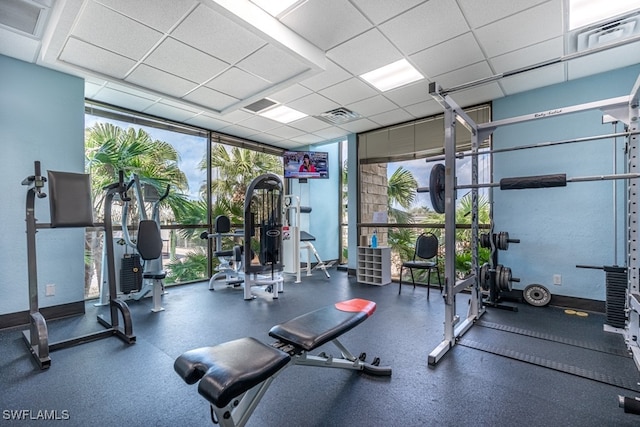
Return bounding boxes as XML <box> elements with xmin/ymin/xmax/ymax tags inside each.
<box><xmin>266</xmin><ymin>126</ymin><xmax>307</xmax><ymax>139</ymax></box>
<box><xmin>144</xmin><ymin>100</ymin><xmax>202</xmax><ymax>122</ymax></box>
<box><xmin>319</xmin><ymin>78</ymin><xmax>378</xmax><ymax>106</ymax></box>
<box><xmin>288</xmin><ymin>93</ymin><xmax>340</xmax><ymax>116</ymax></box>
<box><xmin>290</xmin><ymin>134</ymin><xmax>327</xmax><ymax>144</ymax></box>
<box><xmin>184</xmin><ymin>113</ymin><xmax>232</xmax><ymax>131</ymax></box>
<box><xmin>218</xmin><ymin>124</ymin><xmax>260</xmax><ymax>138</ymax></box>
<box><xmin>327</xmin><ymin>29</ymin><xmax>403</xmax><ymax>76</ymax></box>
<box><xmin>205</xmin><ymin>67</ymin><xmax>271</xmax><ymax>99</ymax></box>
<box><xmin>144</xmin><ymin>37</ymin><xmax>230</xmax><ymax>83</ymax></box>
<box><xmin>236</xmin><ymin>114</ymin><xmax>281</xmax><ymax>132</ymax></box>
<box><xmin>499</xmin><ymin>63</ymin><xmax>565</xmax><ymax>95</ymax></box>
<box><xmin>403</xmin><ymin>99</ymin><xmax>444</xmax><ymax>118</ymax></box>
<box><xmin>219</xmin><ymin>108</ymin><xmax>254</xmax><ymax>124</ymax></box>
<box><xmin>95</xmin><ymin>0</ymin><xmax>197</xmax><ymax>33</ymax></box>
<box><xmin>410</xmin><ymin>32</ymin><xmax>484</xmax><ymax>78</ymax></box>
<box><xmin>338</xmin><ymin>118</ymin><xmax>379</xmax><ymax>133</ymax></box>
<box><xmin>269</xmin><ymin>84</ymin><xmax>313</xmax><ymax>103</ymax></box>
<box><xmin>89</xmin><ymin>86</ymin><xmax>158</xmax><ymax>112</ymax></box>
<box><xmin>237</xmin><ymin>44</ymin><xmax>309</xmax><ymax>84</ymax></box>
<box><xmin>474</xmin><ymin>1</ymin><xmax>562</xmax><ymax>58</ymax></box>
<box><xmin>432</xmin><ymin>61</ymin><xmax>494</xmax><ymax>90</ymax></box>
<box><xmin>383</xmin><ymin>80</ymin><xmax>432</xmax><ymax>107</ymax></box>
<box><xmin>252</xmin><ymin>133</ymin><xmax>287</xmax><ymax>146</ymax></box>
<box><xmin>568</xmin><ymin>43</ymin><xmax>640</xmax><ymax>80</ymax></box>
<box><xmin>71</xmin><ymin>1</ymin><xmax>163</xmax><ymax>60</ymax></box>
<box><xmin>346</xmin><ymin>95</ymin><xmax>398</xmax><ymax>117</ymax></box>
<box><xmin>313</xmin><ymin>126</ymin><xmax>351</xmax><ymax>140</ymax></box>
<box><xmin>299</xmin><ymin>59</ymin><xmax>352</xmax><ymax>92</ymax></box>
<box><xmin>60</xmin><ymin>37</ymin><xmax>136</xmax><ymax>78</ymax></box>
<box><xmin>457</xmin><ymin>0</ymin><xmax>550</xmax><ymax>29</ymax></box>
<box><xmin>288</xmin><ymin>116</ymin><xmax>332</xmax><ymax>133</ymax></box>
<box><xmin>447</xmin><ymin>82</ymin><xmax>504</xmax><ymax>108</ymax></box>
<box><xmin>171</xmin><ymin>3</ymin><xmax>266</xmax><ymax>64</ymax></box>
<box><xmin>182</xmin><ymin>86</ymin><xmax>239</xmax><ymax>111</ymax></box>
<box><xmin>350</xmin><ymin>0</ymin><xmax>425</xmax><ymax>25</ymax></box>
<box><xmin>489</xmin><ymin>37</ymin><xmax>563</xmax><ymax>73</ymax></box>
<box><xmin>126</xmin><ymin>64</ymin><xmax>198</xmax><ymax>97</ymax></box>
<box><xmin>85</xmin><ymin>81</ymin><xmax>105</xmax><ymax>98</ymax></box>
<box><xmin>369</xmin><ymin>108</ymin><xmax>414</xmax><ymax>127</ymax></box>
<box><xmin>380</xmin><ymin>0</ymin><xmax>469</xmax><ymax>54</ymax></box>
<box><xmin>280</xmin><ymin>0</ymin><xmax>372</xmax><ymax>50</ymax></box>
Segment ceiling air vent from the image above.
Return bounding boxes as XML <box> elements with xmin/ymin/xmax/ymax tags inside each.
<box><xmin>316</xmin><ymin>107</ymin><xmax>361</xmax><ymax>125</ymax></box>
<box><xmin>568</xmin><ymin>11</ymin><xmax>640</xmax><ymax>53</ymax></box>
<box><xmin>0</xmin><ymin>0</ymin><xmax>49</xmax><ymax>37</ymax></box>
<box><xmin>243</xmin><ymin>98</ymin><xmax>278</xmax><ymax>113</ymax></box>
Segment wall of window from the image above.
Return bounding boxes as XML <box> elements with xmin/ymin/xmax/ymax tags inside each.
<box><xmin>84</xmin><ymin>102</ymin><xmax>282</xmax><ymax>300</ymax></box>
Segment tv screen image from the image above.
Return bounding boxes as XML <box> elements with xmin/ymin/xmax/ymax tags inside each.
<box><xmin>283</xmin><ymin>151</ymin><xmax>329</xmax><ymax>179</ymax></box>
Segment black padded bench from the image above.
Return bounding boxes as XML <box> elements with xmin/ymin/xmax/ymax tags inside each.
<box><xmin>174</xmin><ymin>298</ymin><xmax>391</xmax><ymax>426</ymax></box>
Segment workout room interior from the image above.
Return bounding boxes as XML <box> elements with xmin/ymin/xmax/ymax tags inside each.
<box><xmin>2</xmin><ymin>1</ymin><xmax>640</xmax><ymax>426</ymax></box>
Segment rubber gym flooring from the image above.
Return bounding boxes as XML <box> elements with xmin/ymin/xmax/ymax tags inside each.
<box><xmin>1</xmin><ymin>268</ymin><xmax>639</xmax><ymax>426</ymax></box>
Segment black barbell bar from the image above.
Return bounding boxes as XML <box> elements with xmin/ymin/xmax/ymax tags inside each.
<box><xmin>418</xmin><ymin>163</ymin><xmax>640</xmax><ymax>214</ymax></box>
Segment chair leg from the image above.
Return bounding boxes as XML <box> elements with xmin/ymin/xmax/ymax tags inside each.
<box><xmin>399</xmin><ymin>267</ymin><xmax>403</xmax><ymax>295</ymax></box>
<box><xmin>410</xmin><ymin>269</ymin><xmax>416</xmax><ymax>290</ymax></box>
<box><xmin>426</xmin><ymin>268</ymin><xmax>431</xmax><ymax>300</ymax></box>
<box><xmin>436</xmin><ymin>267</ymin><xmax>443</xmax><ymax>293</ymax></box>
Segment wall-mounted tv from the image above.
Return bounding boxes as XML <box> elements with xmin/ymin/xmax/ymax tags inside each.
<box><xmin>283</xmin><ymin>150</ymin><xmax>329</xmax><ymax>179</ymax></box>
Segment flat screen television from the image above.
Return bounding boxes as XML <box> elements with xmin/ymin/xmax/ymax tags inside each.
<box><xmin>283</xmin><ymin>150</ymin><xmax>329</xmax><ymax>179</ymax></box>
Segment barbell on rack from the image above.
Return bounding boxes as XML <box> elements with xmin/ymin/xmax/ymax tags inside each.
<box><xmin>479</xmin><ymin>263</ymin><xmax>520</xmax><ymax>292</ymax></box>
<box><xmin>480</xmin><ymin>231</ymin><xmax>520</xmax><ymax>251</ymax></box>
<box><xmin>419</xmin><ymin>163</ymin><xmax>640</xmax><ymax>214</ymax></box>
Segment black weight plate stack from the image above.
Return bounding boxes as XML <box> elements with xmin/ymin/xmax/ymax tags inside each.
<box><xmin>430</xmin><ymin>163</ymin><xmax>446</xmax><ymax>214</ymax></box>
<box><xmin>604</xmin><ymin>266</ymin><xmax>627</xmax><ymax>328</ymax></box>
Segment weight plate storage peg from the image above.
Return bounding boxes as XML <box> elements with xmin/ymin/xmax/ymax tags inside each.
<box><xmin>523</xmin><ymin>284</ymin><xmax>551</xmax><ymax>307</ymax></box>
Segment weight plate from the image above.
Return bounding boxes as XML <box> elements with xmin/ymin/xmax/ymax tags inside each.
<box><xmin>430</xmin><ymin>163</ymin><xmax>446</xmax><ymax>214</ymax></box>
<box><xmin>479</xmin><ymin>263</ymin><xmax>490</xmax><ymax>291</ymax></box>
<box><xmin>496</xmin><ymin>265</ymin><xmax>513</xmax><ymax>292</ymax></box>
<box><xmin>497</xmin><ymin>231</ymin><xmax>509</xmax><ymax>251</ymax></box>
<box><xmin>480</xmin><ymin>233</ymin><xmax>491</xmax><ymax>249</ymax></box>
<box><xmin>523</xmin><ymin>284</ymin><xmax>552</xmax><ymax>307</ymax></box>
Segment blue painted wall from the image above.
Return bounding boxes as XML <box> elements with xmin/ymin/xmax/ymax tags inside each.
<box><xmin>493</xmin><ymin>64</ymin><xmax>640</xmax><ymax>301</ymax></box>
<box><xmin>0</xmin><ymin>55</ymin><xmax>85</xmax><ymax>315</ymax></box>
<box><xmin>287</xmin><ymin>141</ymin><xmax>341</xmax><ymax>263</ymax></box>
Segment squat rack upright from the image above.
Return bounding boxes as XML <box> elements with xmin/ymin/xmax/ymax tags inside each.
<box><xmin>426</xmin><ymin>74</ymin><xmax>640</xmax><ymax>367</ymax></box>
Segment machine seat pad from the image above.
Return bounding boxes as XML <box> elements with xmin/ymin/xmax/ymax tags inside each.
<box><xmin>213</xmin><ymin>249</ymin><xmax>233</xmax><ymax>257</ymax></box>
<box><xmin>174</xmin><ymin>337</ymin><xmax>291</xmax><ymax>408</ymax></box>
<box><xmin>300</xmin><ymin>230</ymin><xmax>315</xmax><ymax>242</ymax></box>
<box><xmin>143</xmin><ymin>270</ymin><xmax>166</xmax><ymax>280</ymax></box>
<box><xmin>268</xmin><ymin>299</ymin><xmax>376</xmax><ymax>352</ymax></box>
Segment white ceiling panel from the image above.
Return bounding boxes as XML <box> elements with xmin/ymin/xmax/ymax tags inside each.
<box><xmin>350</xmin><ymin>0</ymin><xmax>425</xmax><ymax>25</ymax></box>
<box><xmin>319</xmin><ymin>78</ymin><xmax>379</xmax><ymax>106</ymax></box>
<box><xmin>70</xmin><ymin>1</ymin><xmax>162</xmax><ymax>60</ymax></box>
<box><xmin>379</xmin><ymin>0</ymin><xmax>469</xmax><ymax>55</ymax></box>
<box><xmin>3</xmin><ymin>0</ymin><xmax>638</xmax><ymax>149</ymax></box>
<box><xmin>474</xmin><ymin>1</ymin><xmax>563</xmax><ymax>58</ymax></box>
<box><xmin>457</xmin><ymin>0</ymin><xmax>553</xmax><ymax>29</ymax></box>
<box><xmin>95</xmin><ymin>0</ymin><xmax>198</xmax><ymax>33</ymax></box>
<box><xmin>327</xmin><ymin>29</ymin><xmax>403</xmax><ymax>76</ymax></box>
<box><xmin>410</xmin><ymin>32</ymin><xmax>484</xmax><ymax>79</ymax></box>
<box><xmin>125</xmin><ymin>64</ymin><xmax>198</xmax><ymax>98</ymax></box>
<box><xmin>144</xmin><ymin>37</ymin><xmax>230</xmax><ymax>83</ymax></box>
<box><xmin>171</xmin><ymin>4</ymin><xmax>266</xmax><ymax>64</ymax></box>
<box><xmin>205</xmin><ymin>67</ymin><xmax>271</xmax><ymax>99</ymax></box>
<box><xmin>280</xmin><ymin>0</ymin><xmax>372</xmax><ymax>51</ymax></box>
<box><xmin>59</xmin><ymin>38</ymin><xmax>136</xmax><ymax>79</ymax></box>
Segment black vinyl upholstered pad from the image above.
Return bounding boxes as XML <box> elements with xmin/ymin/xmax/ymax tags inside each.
<box><xmin>269</xmin><ymin>299</ymin><xmax>376</xmax><ymax>351</ymax></box>
<box><xmin>174</xmin><ymin>337</ymin><xmax>291</xmax><ymax>408</ymax></box>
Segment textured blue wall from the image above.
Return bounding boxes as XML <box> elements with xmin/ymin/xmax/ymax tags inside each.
<box><xmin>0</xmin><ymin>55</ymin><xmax>85</xmax><ymax>315</ymax></box>
<box><xmin>493</xmin><ymin>64</ymin><xmax>640</xmax><ymax>301</ymax></box>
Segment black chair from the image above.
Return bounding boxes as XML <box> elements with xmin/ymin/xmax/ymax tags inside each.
<box><xmin>399</xmin><ymin>232</ymin><xmax>442</xmax><ymax>299</ymax></box>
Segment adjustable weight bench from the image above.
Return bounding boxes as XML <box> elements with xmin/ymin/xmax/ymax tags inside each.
<box><xmin>174</xmin><ymin>298</ymin><xmax>391</xmax><ymax>426</ymax></box>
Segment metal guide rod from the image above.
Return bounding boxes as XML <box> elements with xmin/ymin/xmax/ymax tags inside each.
<box><xmin>417</xmin><ymin>172</ymin><xmax>640</xmax><ymax>193</ymax></box>
<box><xmin>425</xmin><ymin>131</ymin><xmax>638</xmax><ymax>162</ymax></box>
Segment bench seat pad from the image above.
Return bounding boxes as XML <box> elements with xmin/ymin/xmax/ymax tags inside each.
<box><xmin>268</xmin><ymin>299</ymin><xmax>376</xmax><ymax>351</ymax></box>
<box><xmin>174</xmin><ymin>337</ymin><xmax>291</xmax><ymax>408</ymax></box>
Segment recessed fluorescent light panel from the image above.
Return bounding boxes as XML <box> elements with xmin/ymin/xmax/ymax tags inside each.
<box><xmin>360</xmin><ymin>59</ymin><xmax>424</xmax><ymax>92</ymax></box>
<box><xmin>259</xmin><ymin>105</ymin><xmax>307</xmax><ymax>123</ymax></box>
<box><xmin>568</xmin><ymin>0</ymin><xmax>639</xmax><ymax>30</ymax></box>
<box><xmin>250</xmin><ymin>0</ymin><xmax>303</xmax><ymax>17</ymax></box>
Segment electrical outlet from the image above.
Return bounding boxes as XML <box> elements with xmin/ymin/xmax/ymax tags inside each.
<box><xmin>553</xmin><ymin>274</ymin><xmax>562</xmax><ymax>286</ymax></box>
<box><xmin>45</xmin><ymin>284</ymin><xmax>55</xmax><ymax>296</ymax></box>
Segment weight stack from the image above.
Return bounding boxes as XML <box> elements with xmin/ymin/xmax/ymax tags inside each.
<box><xmin>604</xmin><ymin>266</ymin><xmax>627</xmax><ymax>328</ymax></box>
<box><xmin>120</xmin><ymin>254</ymin><xmax>143</xmax><ymax>294</ymax></box>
